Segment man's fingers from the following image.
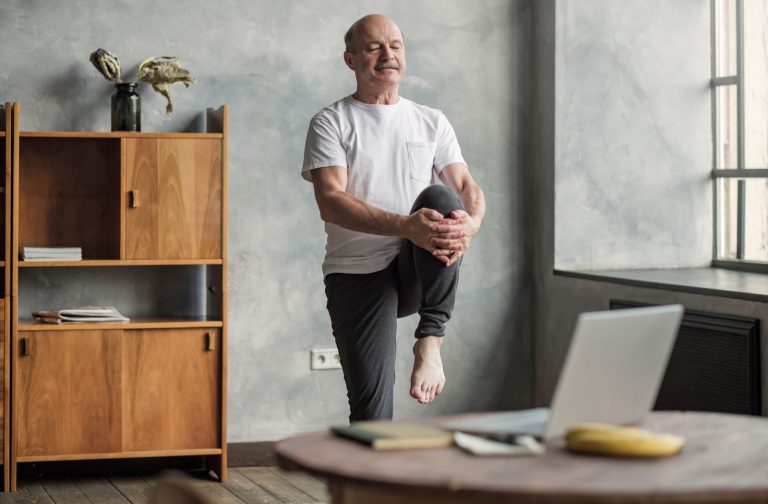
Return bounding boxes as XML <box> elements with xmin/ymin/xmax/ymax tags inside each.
<box><xmin>443</xmin><ymin>251</ymin><xmax>464</xmax><ymax>267</ymax></box>
<box><xmin>432</xmin><ymin>249</ymin><xmax>464</xmax><ymax>267</ymax></box>
<box><xmin>420</xmin><ymin>208</ymin><xmax>445</xmax><ymax>221</ymax></box>
<box><xmin>432</xmin><ymin>249</ymin><xmax>452</xmax><ymax>265</ymax></box>
<box><xmin>433</xmin><ymin>222</ymin><xmax>465</xmax><ymax>234</ymax></box>
<box><xmin>433</xmin><ymin>229</ymin><xmax>465</xmax><ymax>239</ymax></box>
<box><xmin>430</xmin><ymin>238</ymin><xmax>466</xmax><ymax>250</ymax></box>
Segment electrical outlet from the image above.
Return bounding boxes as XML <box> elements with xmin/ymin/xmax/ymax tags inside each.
<box><xmin>310</xmin><ymin>348</ymin><xmax>342</xmax><ymax>370</ymax></box>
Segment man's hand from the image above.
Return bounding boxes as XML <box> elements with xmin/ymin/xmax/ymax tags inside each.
<box><xmin>430</xmin><ymin>210</ymin><xmax>481</xmax><ymax>267</ymax></box>
<box><xmin>404</xmin><ymin>208</ymin><xmax>447</xmax><ymax>252</ymax></box>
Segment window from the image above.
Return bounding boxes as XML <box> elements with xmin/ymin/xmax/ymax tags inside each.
<box><xmin>712</xmin><ymin>0</ymin><xmax>768</xmax><ymax>267</ymax></box>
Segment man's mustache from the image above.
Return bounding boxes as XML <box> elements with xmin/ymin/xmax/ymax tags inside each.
<box><xmin>375</xmin><ymin>61</ymin><xmax>400</xmax><ymax>70</ymax></box>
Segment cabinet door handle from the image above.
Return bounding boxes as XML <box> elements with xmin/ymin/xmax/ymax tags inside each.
<box><xmin>207</xmin><ymin>332</ymin><xmax>216</xmax><ymax>351</ymax></box>
<box><xmin>129</xmin><ymin>190</ymin><xmax>140</xmax><ymax>208</ymax></box>
<box><xmin>20</xmin><ymin>337</ymin><xmax>30</xmax><ymax>357</ymax></box>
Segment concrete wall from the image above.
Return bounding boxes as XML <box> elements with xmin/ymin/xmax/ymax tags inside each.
<box><xmin>534</xmin><ymin>0</ymin><xmax>768</xmax><ymax>407</ymax></box>
<box><xmin>1</xmin><ymin>1</ymin><xmax>533</xmax><ymax>440</ymax></box>
<box><xmin>554</xmin><ymin>0</ymin><xmax>712</xmax><ymax>270</ymax></box>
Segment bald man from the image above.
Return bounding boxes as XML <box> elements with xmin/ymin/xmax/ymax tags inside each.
<box><xmin>301</xmin><ymin>14</ymin><xmax>485</xmax><ymax>422</ymax></box>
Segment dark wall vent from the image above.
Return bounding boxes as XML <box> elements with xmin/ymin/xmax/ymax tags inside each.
<box><xmin>610</xmin><ymin>300</ymin><xmax>761</xmax><ymax>415</ymax></box>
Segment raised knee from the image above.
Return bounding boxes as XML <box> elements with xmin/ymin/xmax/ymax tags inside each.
<box><xmin>411</xmin><ymin>184</ymin><xmax>463</xmax><ymax>215</ymax></box>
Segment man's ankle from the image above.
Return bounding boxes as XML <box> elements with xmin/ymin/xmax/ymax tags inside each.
<box><xmin>414</xmin><ymin>335</ymin><xmax>443</xmax><ymax>354</ymax></box>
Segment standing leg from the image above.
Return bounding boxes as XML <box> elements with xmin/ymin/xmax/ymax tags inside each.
<box><xmin>325</xmin><ymin>262</ymin><xmax>399</xmax><ymax>422</ymax></box>
<box><xmin>397</xmin><ymin>184</ymin><xmax>465</xmax><ymax>404</ymax></box>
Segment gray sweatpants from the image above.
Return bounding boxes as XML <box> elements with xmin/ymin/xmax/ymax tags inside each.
<box><xmin>324</xmin><ymin>185</ymin><xmax>464</xmax><ymax>422</ymax></box>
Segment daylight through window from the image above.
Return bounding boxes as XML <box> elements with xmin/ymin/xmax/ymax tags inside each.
<box><xmin>712</xmin><ymin>0</ymin><xmax>768</xmax><ymax>266</ymax></box>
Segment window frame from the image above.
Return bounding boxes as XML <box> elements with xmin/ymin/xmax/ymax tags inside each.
<box><xmin>711</xmin><ymin>0</ymin><xmax>768</xmax><ymax>272</ymax></box>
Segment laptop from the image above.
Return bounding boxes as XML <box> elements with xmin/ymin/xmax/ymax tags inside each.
<box><xmin>441</xmin><ymin>304</ymin><xmax>684</xmax><ymax>439</ymax></box>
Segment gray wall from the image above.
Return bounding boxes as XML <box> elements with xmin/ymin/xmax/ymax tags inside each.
<box><xmin>1</xmin><ymin>1</ymin><xmax>533</xmax><ymax>440</ymax></box>
<box><xmin>534</xmin><ymin>0</ymin><xmax>768</xmax><ymax>407</ymax></box>
<box><xmin>554</xmin><ymin>0</ymin><xmax>712</xmax><ymax>270</ymax></box>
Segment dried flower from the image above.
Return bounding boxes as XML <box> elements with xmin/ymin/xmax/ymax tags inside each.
<box><xmin>136</xmin><ymin>56</ymin><xmax>197</xmax><ymax>115</ymax></box>
<box><xmin>89</xmin><ymin>48</ymin><xmax>122</xmax><ymax>83</ymax></box>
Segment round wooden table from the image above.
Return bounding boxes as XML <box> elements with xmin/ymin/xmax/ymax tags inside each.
<box><xmin>276</xmin><ymin>412</ymin><xmax>768</xmax><ymax>503</ymax></box>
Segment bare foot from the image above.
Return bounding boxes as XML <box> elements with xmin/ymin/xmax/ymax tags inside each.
<box><xmin>410</xmin><ymin>336</ymin><xmax>446</xmax><ymax>404</ymax></box>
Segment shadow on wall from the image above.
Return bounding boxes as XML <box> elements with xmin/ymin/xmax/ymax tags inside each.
<box><xmin>44</xmin><ymin>63</ymin><xmax>109</xmax><ymax>131</ymax></box>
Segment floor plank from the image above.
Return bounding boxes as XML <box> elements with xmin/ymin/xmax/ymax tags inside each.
<box><xmin>184</xmin><ymin>475</ymin><xmax>247</xmax><ymax>504</ymax></box>
<box><xmin>107</xmin><ymin>476</ymin><xmax>151</xmax><ymax>504</ymax></box>
<box><xmin>12</xmin><ymin>481</ymin><xmax>55</xmax><ymax>504</ymax></box>
<box><xmin>40</xmin><ymin>480</ymin><xmax>92</xmax><ymax>504</ymax></box>
<box><xmin>75</xmin><ymin>478</ymin><xmax>129</xmax><ymax>504</ymax></box>
<box><xmin>267</xmin><ymin>469</ymin><xmax>328</xmax><ymax>503</ymax></box>
<box><xmin>238</xmin><ymin>468</ymin><xmax>317</xmax><ymax>504</ymax></box>
<box><xmin>223</xmin><ymin>469</ymin><xmax>283</xmax><ymax>504</ymax></box>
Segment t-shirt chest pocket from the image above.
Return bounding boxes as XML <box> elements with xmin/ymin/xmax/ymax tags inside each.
<box><xmin>406</xmin><ymin>141</ymin><xmax>436</xmax><ymax>183</ymax></box>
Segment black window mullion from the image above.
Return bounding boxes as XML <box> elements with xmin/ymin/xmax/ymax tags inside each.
<box><xmin>736</xmin><ymin>0</ymin><xmax>746</xmax><ymax>259</ymax></box>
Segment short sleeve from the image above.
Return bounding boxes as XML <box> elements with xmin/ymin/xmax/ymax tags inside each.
<box><xmin>301</xmin><ymin>110</ymin><xmax>348</xmax><ymax>182</ymax></box>
<box><xmin>433</xmin><ymin>112</ymin><xmax>467</xmax><ymax>174</ymax></box>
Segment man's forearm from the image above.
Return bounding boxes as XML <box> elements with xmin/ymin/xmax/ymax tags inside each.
<box><xmin>456</xmin><ymin>181</ymin><xmax>485</xmax><ymax>234</ymax></box>
<box><xmin>317</xmin><ymin>189</ymin><xmax>409</xmax><ymax>237</ymax></box>
<box><xmin>460</xmin><ymin>184</ymin><xmax>485</xmax><ymax>221</ymax></box>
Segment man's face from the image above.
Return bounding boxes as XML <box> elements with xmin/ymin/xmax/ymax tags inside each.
<box><xmin>344</xmin><ymin>16</ymin><xmax>406</xmax><ymax>92</ymax></box>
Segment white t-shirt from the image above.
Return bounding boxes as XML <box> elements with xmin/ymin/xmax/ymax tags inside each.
<box><xmin>302</xmin><ymin>95</ymin><xmax>466</xmax><ymax>276</ymax></box>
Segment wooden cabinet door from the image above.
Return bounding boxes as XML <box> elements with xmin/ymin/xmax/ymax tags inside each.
<box><xmin>16</xmin><ymin>330</ymin><xmax>122</xmax><ymax>457</ymax></box>
<box><xmin>123</xmin><ymin>328</ymin><xmax>220</xmax><ymax>451</ymax></box>
<box><xmin>125</xmin><ymin>139</ymin><xmax>222</xmax><ymax>260</ymax></box>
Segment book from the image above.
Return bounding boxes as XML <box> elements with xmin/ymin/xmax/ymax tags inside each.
<box><xmin>21</xmin><ymin>246</ymin><xmax>82</xmax><ymax>261</ymax></box>
<box><xmin>331</xmin><ymin>421</ymin><xmax>454</xmax><ymax>450</ymax></box>
<box><xmin>32</xmin><ymin>306</ymin><xmax>129</xmax><ymax>324</ymax></box>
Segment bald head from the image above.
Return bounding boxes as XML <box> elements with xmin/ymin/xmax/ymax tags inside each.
<box><xmin>344</xmin><ymin>14</ymin><xmax>403</xmax><ymax>53</ymax></box>
<box><xmin>342</xmin><ymin>13</ymin><xmax>406</xmax><ymax>102</ymax></box>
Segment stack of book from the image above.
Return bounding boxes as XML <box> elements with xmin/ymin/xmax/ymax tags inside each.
<box><xmin>32</xmin><ymin>306</ymin><xmax>129</xmax><ymax>324</ymax></box>
<box><xmin>21</xmin><ymin>246</ymin><xmax>82</xmax><ymax>261</ymax></box>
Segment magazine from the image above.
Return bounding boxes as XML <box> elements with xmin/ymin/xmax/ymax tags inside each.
<box><xmin>32</xmin><ymin>306</ymin><xmax>129</xmax><ymax>324</ymax></box>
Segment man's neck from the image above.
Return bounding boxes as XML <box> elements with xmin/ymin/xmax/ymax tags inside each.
<box><xmin>352</xmin><ymin>89</ymin><xmax>400</xmax><ymax>105</ymax></box>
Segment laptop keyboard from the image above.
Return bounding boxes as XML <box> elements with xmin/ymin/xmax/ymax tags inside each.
<box><xmin>440</xmin><ymin>408</ymin><xmax>551</xmax><ymax>436</ymax></box>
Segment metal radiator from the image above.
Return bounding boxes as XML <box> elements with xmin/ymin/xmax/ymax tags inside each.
<box><xmin>611</xmin><ymin>300</ymin><xmax>761</xmax><ymax>415</ymax></box>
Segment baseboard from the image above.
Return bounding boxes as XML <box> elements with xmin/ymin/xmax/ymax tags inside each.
<box><xmin>227</xmin><ymin>441</ymin><xmax>276</xmax><ymax>467</ymax></box>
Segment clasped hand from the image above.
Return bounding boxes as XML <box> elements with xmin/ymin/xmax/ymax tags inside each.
<box><xmin>407</xmin><ymin>208</ymin><xmax>480</xmax><ymax>267</ymax></box>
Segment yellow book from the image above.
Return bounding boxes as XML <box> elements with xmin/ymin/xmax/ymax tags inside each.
<box><xmin>332</xmin><ymin>421</ymin><xmax>454</xmax><ymax>450</ymax></box>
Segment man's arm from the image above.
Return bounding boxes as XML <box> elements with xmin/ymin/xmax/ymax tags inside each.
<box><xmin>431</xmin><ymin>163</ymin><xmax>486</xmax><ymax>266</ymax></box>
<box><xmin>311</xmin><ymin>166</ymin><xmax>447</xmax><ymax>252</ymax></box>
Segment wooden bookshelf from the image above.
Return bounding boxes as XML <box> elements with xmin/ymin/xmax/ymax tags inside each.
<box><xmin>8</xmin><ymin>105</ymin><xmax>229</xmax><ymax>491</ymax></box>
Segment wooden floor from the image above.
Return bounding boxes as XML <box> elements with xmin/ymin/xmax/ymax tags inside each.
<box><xmin>0</xmin><ymin>467</ymin><xmax>329</xmax><ymax>504</ymax></box>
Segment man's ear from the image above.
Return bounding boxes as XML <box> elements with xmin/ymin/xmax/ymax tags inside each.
<box><xmin>343</xmin><ymin>52</ymin><xmax>355</xmax><ymax>70</ymax></box>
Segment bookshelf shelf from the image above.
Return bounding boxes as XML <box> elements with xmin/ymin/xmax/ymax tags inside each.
<box><xmin>20</xmin><ymin>131</ymin><xmax>223</xmax><ymax>139</ymax></box>
<box><xmin>18</xmin><ymin>316</ymin><xmax>223</xmax><ymax>331</ymax></box>
<box><xmin>19</xmin><ymin>259</ymin><xmax>223</xmax><ymax>267</ymax></box>
<box><xmin>18</xmin><ymin>447</ymin><xmax>223</xmax><ymax>463</ymax></box>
